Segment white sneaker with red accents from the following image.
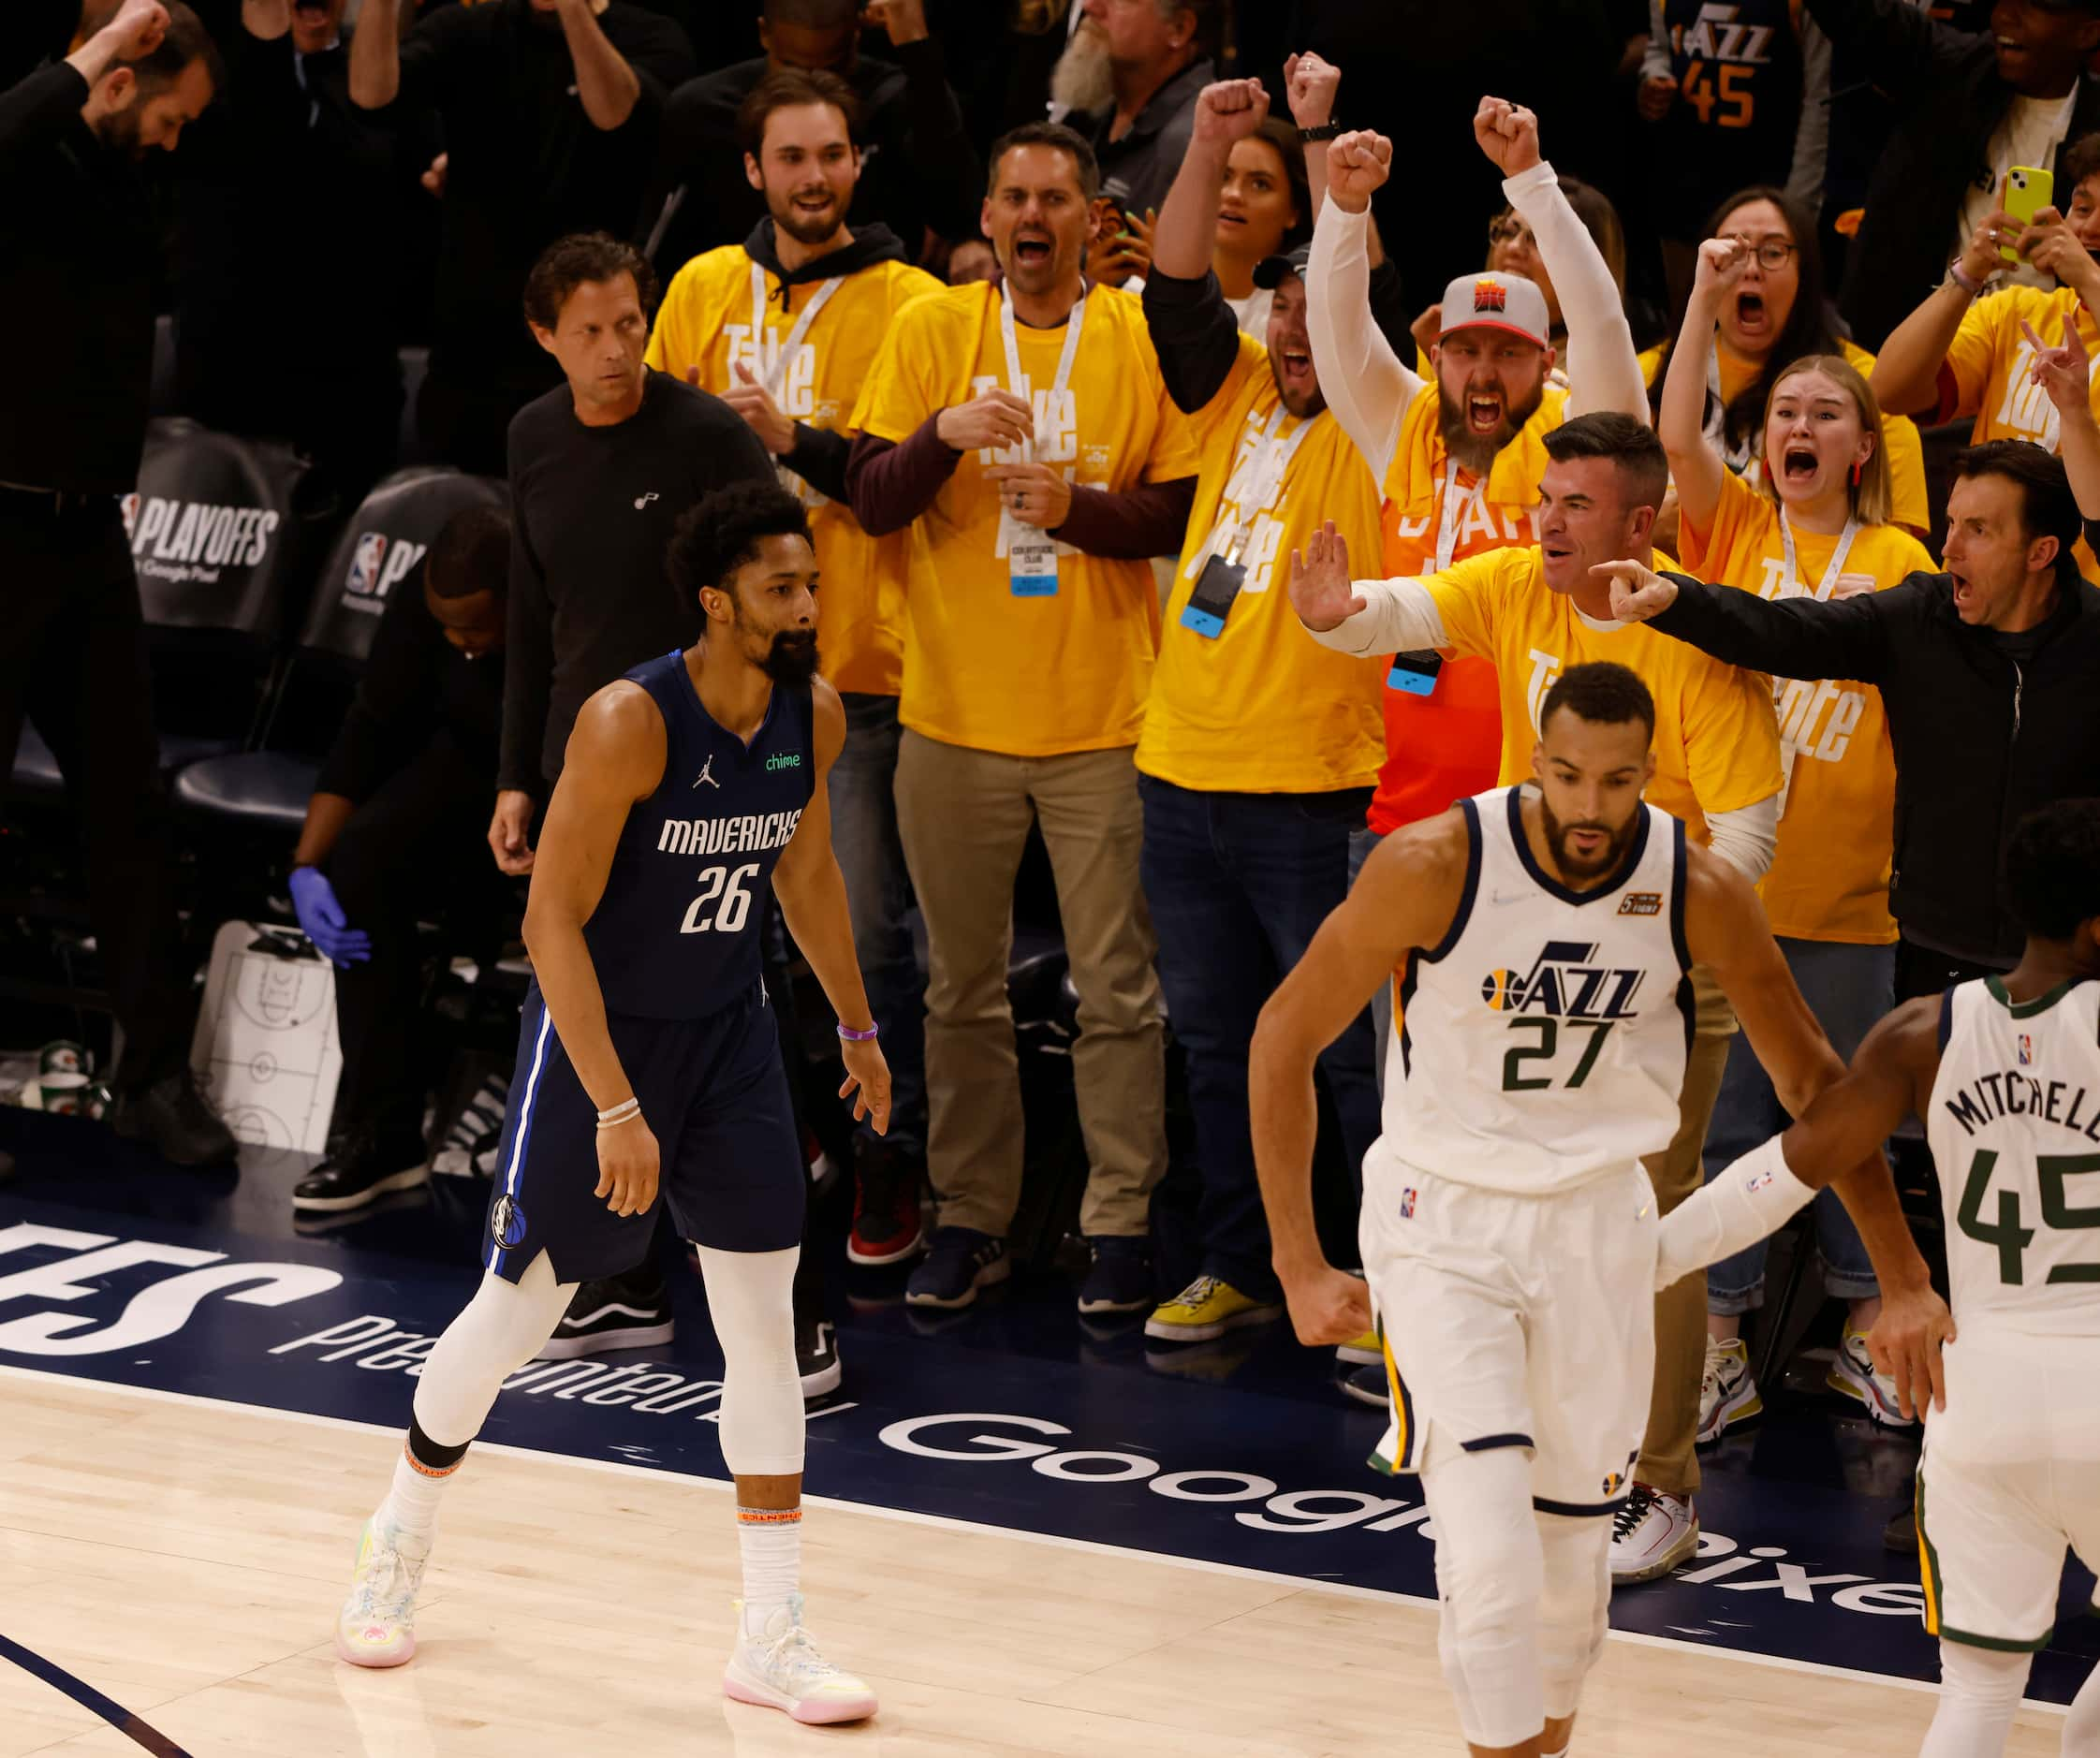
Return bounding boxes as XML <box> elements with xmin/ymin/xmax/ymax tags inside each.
<box><xmin>1608</xmin><ymin>1483</ymin><xmax>1698</xmax><ymax>1583</ymax></box>
<box><xmin>1828</xmin><ymin>1326</ymin><xmax>1918</xmax><ymax>1428</ymax></box>
<box><xmin>723</xmin><ymin>1594</ymin><xmax>878</xmax><ymax>1724</ymax></box>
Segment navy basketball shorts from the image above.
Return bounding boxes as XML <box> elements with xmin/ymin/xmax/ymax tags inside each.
<box><xmin>479</xmin><ymin>978</ymin><xmax>805</xmax><ymax>1285</ymax></box>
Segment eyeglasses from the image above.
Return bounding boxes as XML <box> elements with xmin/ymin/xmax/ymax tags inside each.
<box><xmin>1487</xmin><ymin>218</ymin><xmax>1535</xmax><ymax>250</ymax></box>
<box><xmin>1727</xmin><ymin>235</ymin><xmax>1799</xmax><ymax>271</ymax></box>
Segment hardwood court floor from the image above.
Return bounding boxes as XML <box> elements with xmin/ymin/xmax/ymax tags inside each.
<box><xmin>0</xmin><ymin>1373</ymin><xmax>2070</xmax><ymax>1757</ymax></box>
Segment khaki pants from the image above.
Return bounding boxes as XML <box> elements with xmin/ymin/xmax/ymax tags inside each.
<box><xmin>1636</xmin><ymin>966</ymin><xmax>1735</xmax><ymax>1499</ymax></box>
<box><xmin>893</xmin><ymin>730</ymin><xmax>1166</xmax><ymax>1239</ymax></box>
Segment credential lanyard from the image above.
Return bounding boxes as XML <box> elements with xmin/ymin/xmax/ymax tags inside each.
<box><xmin>1432</xmin><ymin>460</ymin><xmax>1469</xmax><ymax>573</ymax></box>
<box><xmin>999</xmin><ymin>285</ymin><xmax>1087</xmax><ymax>462</ymax></box>
<box><xmin>1777</xmin><ymin>510</ymin><xmax>1859</xmax><ymax>600</ymax></box>
<box><xmin>749</xmin><ymin>264</ymin><xmax>843</xmax><ymax>399</ymax></box>
<box><xmin>1213</xmin><ymin>404</ymin><xmax>1319</xmax><ymax>563</ymax></box>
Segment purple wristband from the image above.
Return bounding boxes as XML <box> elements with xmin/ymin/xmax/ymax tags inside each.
<box><xmin>837</xmin><ymin>1021</ymin><xmax>880</xmax><ymax>1042</ymax></box>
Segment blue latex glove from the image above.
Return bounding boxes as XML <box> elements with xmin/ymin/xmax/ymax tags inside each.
<box><xmin>288</xmin><ymin>866</ymin><xmax>371</xmax><ymax>967</ymax></box>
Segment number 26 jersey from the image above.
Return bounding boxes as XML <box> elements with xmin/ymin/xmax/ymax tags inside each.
<box><xmin>582</xmin><ymin>651</ymin><xmax>814</xmax><ymax>1020</ymax></box>
<box><xmin>1375</xmin><ymin>784</ymin><xmax>1693</xmax><ymax>1197</ymax></box>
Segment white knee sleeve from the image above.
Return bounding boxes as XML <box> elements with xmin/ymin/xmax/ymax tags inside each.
<box><xmin>1536</xmin><ymin>1511</ymin><xmax>1611</xmax><ymax>1721</ymax></box>
<box><xmin>412</xmin><ymin>1250</ymin><xmax>576</xmax><ymax>1447</ymax></box>
<box><xmin>2065</xmin><ymin>1647</ymin><xmax>2100</xmax><ymax>1754</ymax></box>
<box><xmin>1419</xmin><ymin>1440</ymin><xmax>1546</xmax><ymax>1750</ymax></box>
<box><xmin>697</xmin><ymin>1245</ymin><xmax>803</xmax><ymax>1479</ymax></box>
<box><xmin>1918</xmin><ymin>1640</ymin><xmax>2031</xmax><ymax>1758</ymax></box>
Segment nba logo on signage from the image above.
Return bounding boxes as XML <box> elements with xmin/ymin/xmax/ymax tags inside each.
<box><xmin>344</xmin><ymin>533</ymin><xmax>429</xmax><ymax>612</ymax></box>
<box><xmin>2019</xmin><ymin>1033</ymin><xmax>2034</xmax><ymax>1067</ymax></box>
<box><xmin>346</xmin><ymin>533</ymin><xmax>387</xmax><ymax>596</ymax></box>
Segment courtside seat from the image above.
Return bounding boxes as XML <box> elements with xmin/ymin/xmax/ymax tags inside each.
<box><xmin>169</xmin><ymin>749</ymin><xmax>316</xmax><ymax>828</ymax></box>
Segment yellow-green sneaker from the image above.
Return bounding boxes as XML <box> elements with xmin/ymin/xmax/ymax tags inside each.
<box><xmin>1143</xmin><ymin>1274</ymin><xmax>1282</xmax><ymax>1343</ymax></box>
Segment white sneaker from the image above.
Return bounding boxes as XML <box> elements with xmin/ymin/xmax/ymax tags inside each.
<box><xmin>723</xmin><ymin>1594</ymin><xmax>878</xmax><ymax>1724</ymax></box>
<box><xmin>1608</xmin><ymin>1484</ymin><xmax>1698</xmax><ymax>1584</ymax></box>
<box><xmin>1696</xmin><ymin>1335</ymin><xmax>1763</xmax><ymax>1444</ymax></box>
<box><xmin>1828</xmin><ymin>1327</ymin><xmax>1917</xmax><ymax>1428</ymax></box>
<box><xmin>334</xmin><ymin>1515</ymin><xmax>430</xmax><ymax>1668</ymax></box>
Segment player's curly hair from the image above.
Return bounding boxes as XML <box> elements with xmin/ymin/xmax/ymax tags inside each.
<box><xmin>2005</xmin><ymin>799</ymin><xmax>2100</xmax><ymax>943</ymax></box>
<box><xmin>667</xmin><ymin>481</ymin><xmax>814</xmax><ymax>608</ymax></box>
<box><xmin>1539</xmin><ymin>661</ymin><xmax>1655</xmax><ymax>740</ymax></box>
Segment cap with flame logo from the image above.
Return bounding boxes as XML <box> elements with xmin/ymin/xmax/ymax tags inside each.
<box><xmin>1435</xmin><ymin>271</ymin><xmax>1550</xmax><ymax>347</ymax></box>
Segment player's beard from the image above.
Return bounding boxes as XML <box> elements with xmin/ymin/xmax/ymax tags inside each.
<box><xmin>760</xmin><ymin>629</ymin><xmax>820</xmax><ymax>687</ymax></box>
<box><xmin>1436</xmin><ymin>377</ymin><xmax>1548</xmax><ymax>475</ymax></box>
<box><xmin>1050</xmin><ymin>21</ymin><xmax>1114</xmax><ymax>114</ymax></box>
<box><xmin>1537</xmin><ymin>795</ymin><xmax>1637</xmax><ymax>882</ymax></box>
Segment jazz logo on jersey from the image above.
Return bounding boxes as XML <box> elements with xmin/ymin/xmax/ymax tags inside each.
<box><xmin>2019</xmin><ymin>1033</ymin><xmax>2034</xmax><ymax>1067</ymax></box>
<box><xmin>1472</xmin><ymin>278</ymin><xmax>1506</xmax><ymax>315</ymax></box>
<box><xmin>1400</xmin><ymin>1187</ymin><xmax>1417</xmax><ymax>1220</ymax></box>
<box><xmin>1478</xmin><ymin>941</ymin><xmax>1646</xmax><ymax>1019</ymax></box>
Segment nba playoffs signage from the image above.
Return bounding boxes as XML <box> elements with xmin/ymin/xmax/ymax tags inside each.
<box><xmin>342</xmin><ymin>533</ymin><xmax>428</xmax><ymax>612</ymax></box>
<box><xmin>0</xmin><ymin>1194</ymin><xmax>2088</xmax><ymax>1704</ymax></box>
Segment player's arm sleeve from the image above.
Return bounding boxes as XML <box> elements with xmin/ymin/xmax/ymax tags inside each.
<box><xmin>1140</xmin><ymin>265</ymin><xmax>1249</xmax><ymax>418</ymax></box>
<box><xmin>497</xmin><ymin>504</ymin><xmax>555</xmax><ymax>798</ymax></box>
<box><xmin>1302</xmin><ymin>575</ymin><xmax>1461</xmax><ymax>659</ymax></box>
<box><xmin>1505</xmin><ymin>160</ymin><xmax>1646</xmax><ymax>421</ymax></box>
<box><xmin>1306</xmin><ymin>200</ymin><xmax>1419</xmax><ymax>485</ymax></box>
<box><xmin>1651</xmin><ymin>570</ymin><xmax>1898</xmax><ymax>682</ymax></box>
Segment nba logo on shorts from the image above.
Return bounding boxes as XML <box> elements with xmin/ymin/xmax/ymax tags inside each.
<box><xmin>346</xmin><ymin>533</ymin><xmax>388</xmax><ymax>597</ymax></box>
<box><xmin>2019</xmin><ymin>1033</ymin><xmax>2034</xmax><ymax>1066</ymax></box>
<box><xmin>1400</xmin><ymin>1187</ymin><xmax>1417</xmax><ymax>1220</ymax></box>
<box><xmin>491</xmin><ymin>1193</ymin><xmax>528</xmax><ymax>1250</ymax></box>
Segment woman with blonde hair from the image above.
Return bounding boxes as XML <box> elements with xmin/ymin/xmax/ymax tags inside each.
<box><xmin>1656</xmin><ymin>231</ymin><xmax>1936</xmax><ymax>1456</ymax></box>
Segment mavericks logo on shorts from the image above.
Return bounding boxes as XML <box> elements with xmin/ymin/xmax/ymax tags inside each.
<box><xmin>491</xmin><ymin>1193</ymin><xmax>529</xmax><ymax>1250</ymax></box>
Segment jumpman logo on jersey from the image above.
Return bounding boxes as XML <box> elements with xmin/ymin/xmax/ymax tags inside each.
<box><xmin>692</xmin><ymin>754</ymin><xmax>719</xmax><ymax>790</ymax></box>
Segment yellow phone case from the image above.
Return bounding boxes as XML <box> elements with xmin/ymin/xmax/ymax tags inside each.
<box><xmin>2003</xmin><ymin>166</ymin><xmax>2055</xmax><ymax>263</ymax></box>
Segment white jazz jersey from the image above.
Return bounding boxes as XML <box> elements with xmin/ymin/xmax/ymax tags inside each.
<box><xmin>1927</xmin><ymin>976</ymin><xmax>2100</xmax><ymax>1341</ymax></box>
<box><xmin>1374</xmin><ymin>784</ymin><xmax>1693</xmax><ymax>1197</ymax></box>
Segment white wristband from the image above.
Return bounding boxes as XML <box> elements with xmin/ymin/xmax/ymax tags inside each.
<box><xmin>1653</xmin><ymin>1135</ymin><xmax>1817</xmax><ymax>1291</ymax></box>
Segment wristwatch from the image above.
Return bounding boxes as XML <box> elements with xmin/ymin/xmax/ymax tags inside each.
<box><xmin>1298</xmin><ymin>122</ymin><xmax>1344</xmax><ymax>142</ymax></box>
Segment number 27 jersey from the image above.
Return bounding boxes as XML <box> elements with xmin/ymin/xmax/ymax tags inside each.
<box><xmin>1928</xmin><ymin>976</ymin><xmax>2100</xmax><ymax>1339</ymax></box>
<box><xmin>582</xmin><ymin>651</ymin><xmax>814</xmax><ymax>1021</ymax></box>
<box><xmin>1376</xmin><ymin>784</ymin><xmax>1693</xmax><ymax>1197</ymax></box>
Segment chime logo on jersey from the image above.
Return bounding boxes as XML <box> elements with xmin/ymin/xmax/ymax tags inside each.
<box><xmin>1478</xmin><ymin>941</ymin><xmax>1648</xmax><ymax>1019</ymax></box>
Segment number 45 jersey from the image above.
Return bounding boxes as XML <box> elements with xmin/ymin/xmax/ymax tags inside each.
<box><xmin>582</xmin><ymin>651</ymin><xmax>814</xmax><ymax>1020</ymax></box>
<box><xmin>1374</xmin><ymin>784</ymin><xmax>1693</xmax><ymax>1197</ymax></box>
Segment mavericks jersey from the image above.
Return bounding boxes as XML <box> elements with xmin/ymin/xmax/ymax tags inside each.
<box><xmin>582</xmin><ymin>652</ymin><xmax>815</xmax><ymax>1020</ymax></box>
<box><xmin>1377</xmin><ymin>784</ymin><xmax>1693</xmax><ymax>1196</ymax></box>
<box><xmin>1928</xmin><ymin>977</ymin><xmax>2100</xmax><ymax>1340</ymax></box>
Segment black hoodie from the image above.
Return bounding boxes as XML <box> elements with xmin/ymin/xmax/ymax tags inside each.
<box><xmin>742</xmin><ymin>216</ymin><xmax>908</xmax><ymax>505</ymax></box>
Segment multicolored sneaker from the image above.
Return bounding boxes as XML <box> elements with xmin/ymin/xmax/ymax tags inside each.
<box><xmin>1697</xmin><ymin>1335</ymin><xmax>1763</xmax><ymax>1443</ymax></box>
<box><xmin>1143</xmin><ymin>1274</ymin><xmax>1282</xmax><ymax>1343</ymax></box>
<box><xmin>1828</xmin><ymin>1326</ymin><xmax>1916</xmax><ymax>1428</ymax></box>
<box><xmin>1608</xmin><ymin>1484</ymin><xmax>1698</xmax><ymax>1584</ymax></box>
<box><xmin>1335</xmin><ymin>1328</ymin><xmax>1383</xmax><ymax>1367</ymax></box>
<box><xmin>723</xmin><ymin>1594</ymin><xmax>878</xmax><ymax>1724</ymax></box>
<box><xmin>334</xmin><ymin>1516</ymin><xmax>430</xmax><ymax>1668</ymax></box>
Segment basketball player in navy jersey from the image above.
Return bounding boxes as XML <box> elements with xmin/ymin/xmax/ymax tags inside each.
<box><xmin>332</xmin><ymin>480</ymin><xmax>888</xmax><ymax>1726</ymax></box>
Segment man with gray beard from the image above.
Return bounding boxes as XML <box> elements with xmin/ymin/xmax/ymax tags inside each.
<box><xmin>1052</xmin><ymin>0</ymin><xmax>1217</xmax><ymax>220</ymax></box>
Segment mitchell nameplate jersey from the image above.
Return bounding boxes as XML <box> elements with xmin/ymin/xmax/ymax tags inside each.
<box><xmin>1373</xmin><ymin>784</ymin><xmax>1693</xmax><ymax>1197</ymax></box>
<box><xmin>1928</xmin><ymin>976</ymin><xmax>2100</xmax><ymax>1340</ymax></box>
<box><xmin>582</xmin><ymin>651</ymin><xmax>815</xmax><ymax>1020</ymax></box>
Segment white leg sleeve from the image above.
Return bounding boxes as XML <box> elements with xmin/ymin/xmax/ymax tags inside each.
<box><xmin>2061</xmin><ymin>1648</ymin><xmax>2100</xmax><ymax>1755</ymax></box>
<box><xmin>697</xmin><ymin>1245</ymin><xmax>803</xmax><ymax>1479</ymax></box>
<box><xmin>1418</xmin><ymin>1436</ymin><xmax>1546</xmax><ymax>1751</ymax></box>
<box><xmin>1537</xmin><ymin>1510</ymin><xmax>1611</xmax><ymax>1721</ymax></box>
<box><xmin>1918</xmin><ymin>1640</ymin><xmax>2031</xmax><ymax>1758</ymax></box>
<box><xmin>1654</xmin><ymin>1135</ymin><xmax>1817</xmax><ymax>1290</ymax></box>
<box><xmin>411</xmin><ymin>1249</ymin><xmax>576</xmax><ymax>1448</ymax></box>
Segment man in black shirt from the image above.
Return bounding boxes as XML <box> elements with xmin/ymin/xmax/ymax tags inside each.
<box><xmin>1053</xmin><ymin>0</ymin><xmax>1216</xmax><ymax>222</ymax></box>
<box><xmin>289</xmin><ymin>506</ymin><xmax>513</xmax><ymax>1213</ymax></box>
<box><xmin>349</xmin><ymin>0</ymin><xmax>695</xmax><ymax>476</ymax></box>
<box><xmin>651</xmin><ymin>0</ymin><xmax>978</xmax><ymax>273</ymax></box>
<box><xmin>490</xmin><ymin>231</ymin><xmax>774</xmax><ymax>1355</ymax></box>
<box><xmin>173</xmin><ymin>0</ymin><xmax>432</xmax><ymax>502</ymax></box>
<box><xmin>0</xmin><ymin>0</ymin><xmax>237</xmax><ymax>1167</ymax></box>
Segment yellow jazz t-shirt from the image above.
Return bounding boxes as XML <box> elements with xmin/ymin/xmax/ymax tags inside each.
<box><xmin>1420</xmin><ymin>546</ymin><xmax>1784</xmax><ymax>844</ymax></box>
<box><xmin>1679</xmin><ymin>469</ymin><xmax>1930</xmax><ymax>943</ymax></box>
<box><xmin>645</xmin><ymin>247</ymin><xmax>942</xmax><ymax>697</ymax></box>
<box><xmin>1637</xmin><ymin>338</ymin><xmax>1931</xmax><ymax>535</ymax></box>
<box><xmin>1943</xmin><ymin>282</ymin><xmax>2100</xmax><ymax>447</ymax></box>
<box><xmin>1138</xmin><ymin>330</ymin><xmax>1386</xmax><ymax>793</ymax></box>
<box><xmin>850</xmin><ymin>282</ymin><xmax>1200</xmax><ymax>756</ymax></box>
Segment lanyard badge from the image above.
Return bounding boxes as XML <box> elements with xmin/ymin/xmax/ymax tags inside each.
<box><xmin>1180</xmin><ymin>404</ymin><xmax>1315</xmax><ymax>639</ymax></box>
<box><xmin>995</xmin><ymin>287</ymin><xmax>1087</xmax><ymax>597</ymax></box>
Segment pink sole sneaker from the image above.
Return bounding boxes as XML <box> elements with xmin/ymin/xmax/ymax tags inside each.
<box><xmin>335</xmin><ymin>1628</ymin><xmax>416</xmax><ymax>1669</ymax></box>
<box><xmin>724</xmin><ymin>1670</ymin><xmax>878</xmax><ymax>1723</ymax></box>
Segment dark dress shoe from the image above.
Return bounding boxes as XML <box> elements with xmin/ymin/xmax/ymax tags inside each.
<box><xmin>108</xmin><ymin>1070</ymin><xmax>239</xmax><ymax>1167</ymax></box>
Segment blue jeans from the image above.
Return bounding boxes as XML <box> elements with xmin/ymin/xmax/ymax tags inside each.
<box><xmin>1701</xmin><ymin>936</ymin><xmax>1894</xmax><ymax>1314</ymax></box>
<box><xmin>827</xmin><ymin>693</ymin><xmax>926</xmax><ymax>1154</ymax></box>
<box><xmin>1140</xmin><ymin>776</ymin><xmax>1381</xmax><ymax>1298</ymax></box>
<box><xmin>1348</xmin><ymin>825</ymin><xmax>1391</xmax><ymax>1096</ymax></box>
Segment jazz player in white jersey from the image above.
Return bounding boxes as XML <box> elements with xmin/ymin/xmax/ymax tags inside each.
<box><xmin>1659</xmin><ymin>797</ymin><xmax>2100</xmax><ymax>1755</ymax></box>
<box><xmin>1251</xmin><ymin>657</ymin><xmax>1950</xmax><ymax>1758</ymax></box>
